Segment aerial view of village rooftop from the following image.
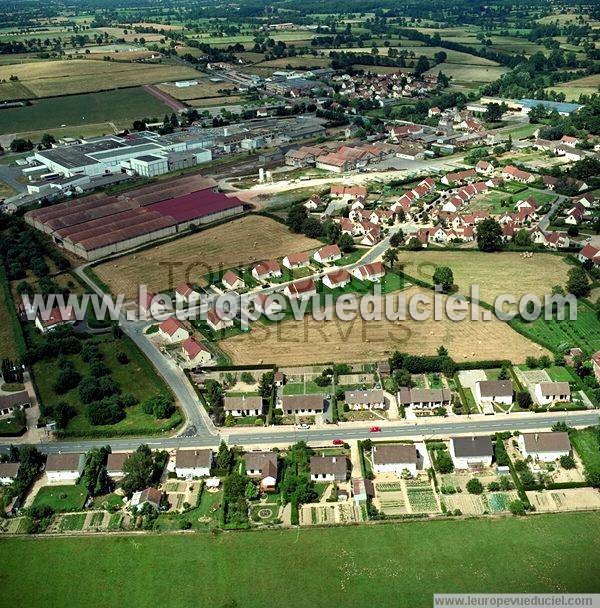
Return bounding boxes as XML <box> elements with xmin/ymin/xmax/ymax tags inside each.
<box><xmin>0</xmin><ymin>0</ymin><xmax>599</xmax><ymax>606</ymax></box>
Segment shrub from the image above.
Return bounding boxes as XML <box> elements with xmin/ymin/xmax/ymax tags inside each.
<box><xmin>560</xmin><ymin>455</ymin><xmax>576</xmax><ymax>469</ymax></box>
<box><xmin>509</xmin><ymin>499</ymin><xmax>526</xmax><ymax>516</ymax></box>
<box><xmin>466</xmin><ymin>478</ymin><xmax>484</xmax><ymax>494</ymax></box>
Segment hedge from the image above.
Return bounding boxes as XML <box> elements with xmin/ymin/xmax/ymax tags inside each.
<box><xmin>0</xmin><ymin>265</ymin><xmax>27</xmax><ymax>360</ymax></box>
<box><xmin>545</xmin><ymin>481</ymin><xmax>589</xmax><ymax>490</ymax></box>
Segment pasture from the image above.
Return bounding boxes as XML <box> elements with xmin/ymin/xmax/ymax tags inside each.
<box><xmin>426</xmin><ymin>63</ymin><xmax>509</xmax><ymax>84</ymax></box>
<box><xmin>395</xmin><ymin>250</ymin><xmax>570</xmax><ymax>305</ymax></box>
<box><xmin>546</xmin><ymin>74</ymin><xmax>600</xmax><ymax>102</ymax></box>
<box><xmin>220</xmin><ymin>285</ymin><xmax>547</xmax><ymax>366</ymax></box>
<box><xmin>0</xmin><ymin>59</ymin><xmax>199</xmax><ymax>97</ymax></box>
<box><xmin>156</xmin><ymin>77</ymin><xmax>236</xmax><ymax>101</ymax></box>
<box><xmin>95</xmin><ymin>215</ymin><xmax>322</xmax><ymax>298</ymax></box>
<box><xmin>0</xmin><ymin>88</ymin><xmax>172</xmax><ymax>136</ymax></box>
<box><xmin>1</xmin><ymin>513</ymin><xmax>599</xmax><ymax>607</ymax></box>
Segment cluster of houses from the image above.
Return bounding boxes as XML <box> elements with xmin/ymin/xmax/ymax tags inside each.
<box><xmin>532</xmin><ymin>135</ymin><xmax>589</xmax><ymax>163</ymax></box>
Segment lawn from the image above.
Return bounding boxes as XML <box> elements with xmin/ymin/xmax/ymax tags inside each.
<box><xmin>31</xmin><ymin>333</ymin><xmax>181</xmax><ymax>437</ymax></box>
<box><xmin>0</xmin><ymin>88</ymin><xmax>172</xmax><ymax>136</ymax></box>
<box><xmin>570</xmin><ymin>428</ymin><xmax>600</xmax><ymax>472</ymax></box>
<box><xmin>510</xmin><ymin>188</ymin><xmax>556</xmax><ymax>205</ymax></box>
<box><xmin>2</xmin><ymin>513</ymin><xmax>599</xmax><ymax>607</ymax></box>
<box><xmin>155</xmin><ymin>488</ymin><xmax>223</xmax><ymax>531</ymax></box>
<box><xmin>32</xmin><ymin>485</ymin><xmax>87</xmax><ymax>513</ymax></box>
<box><xmin>511</xmin><ymin>301</ymin><xmax>600</xmax><ymax>355</ymax></box>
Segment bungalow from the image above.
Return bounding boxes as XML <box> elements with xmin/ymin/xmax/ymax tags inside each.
<box><xmin>222</xmin><ymin>270</ymin><xmax>245</xmax><ymax>291</ymax></box>
<box><xmin>139</xmin><ymin>291</ymin><xmax>168</xmax><ymax>318</ymax></box>
<box><xmin>304</xmin><ymin>194</ymin><xmax>323</xmax><ymax>211</ymax></box>
<box><xmin>449</xmin><ymin>436</ymin><xmax>493</xmax><ymax>469</ymax></box>
<box><xmin>352</xmin><ymin>477</ymin><xmax>374</xmax><ymax>505</ymax></box>
<box><xmin>577</xmin><ymin>243</ymin><xmax>600</xmax><ymax>265</ymax></box>
<box><xmin>224</xmin><ymin>395</ymin><xmax>263</xmax><ymax>417</ymax></box>
<box><xmin>310</xmin><ymin>456</ymin><xmax>347</xmax><ymax>482</ymax></box>
<box><xmin>441</xmin><ymin>169</ymin><xmax>477</xmax><ymax>186</ymax></box>
<box><xmin>534</xmin><ymin>382</ymin><xmax>571</xmax><ymax>405</ymax></box>
<box><xmin>0</xmin><ymin>391</ymin><xmax>30</xmax><ymax>418</ymax></box>
<box><xmin>251</xmin><ymin>293</ymin><xmax>284</xmax><ymax>317</ymax></box>
<box><xmin>131</xmin><ymin>487</ymin><xmax>162</xmax><ymax>510</ymax></box>
<box><xmin>345</xmin><ymin>389</ymin><xmax>385</xmax><ymax>410</ymax></box>
<box><xmin>45</xmin><ymin>453</ymin><xmax>84</xmax><ymax>482</ymax></box>
<box><xmin>544</xmin><ymin>231</ymin><xmax>570</xmax><ymax>250</ymax></box>
<box><xmin>397</xmin><ymin>387</ymin><xmax>452</xmax><ymax>411</ymax></box>
<box><xmin>244</xmin><ymin>452</ymin><xmax>278</xmax><ymax>491</ymax></box>
<box><xmin>35</xmin><ymin>306</ymin><xmax>76</xmax><ymax>333</ymax></box>
<box><xmin>502</xmin><ymin>165</ymin><xmax>535</xmax><ymax>184</ymax></box>
<box><xmin>206</xmin><ymin>307</ymin><xmax>234</xmax><ymax>332</ymax></box>
<box><xmin>282</xmin><ymin>252</ymin><xmax>310</xmax><ymax>270</ymax></box>
<box><xmin>517</xmin><ymin>432</ymin><xmax>571</xmax><ymax>462</ymax></box>
<box><xmin>475</xmin><ymin>160</ymin><xmax>494</xmax><ymax>176</ymax></box>
<box><xmin>0</xmin><ymin>462</ymin><xmax>20</xmax><ymax>485</ymax></box>
<box><xmin>474</xmin><ymin>380</ymin><xmax>513</xmax><ymax>405</ymax></box>
<box><xmin>555</xmin><ymin>145</ymin><xmax>585</xmax><ymax>162</ymax></box>
<box><xmin>281</xmin><ymin>394</ymin><xmax>325</xmax><ymax>415</ymax></box>
<box><xmin>565</xmin><ymin>206</ymin><xmax>583</xmax><ymax>225</ymax></box>
<box><xmin>285</xmin><ymin>277</ymin><xmax>317</xmax><ymax>300</ymax></box>
<box><xmin>314</xmin><ymin>244</ymin><xmax>342</xmax><ymax>264</ymax></box>
<box><xmin>330</xmin><ymin>185</ymin><xmax>367</xmax><ymax>201</ymax></box>
<box><xmin>323</xmin><ymin>268</ymin><xmax>352</xmax><ymax>289</ymax></box>
<box><xmin>371</xmin><ymin>444</ymin><xmax>418</xmax><ymax>477</ymax></box>
<box><xmin>175</xmin><ymin>449</ymin><xmax>212</xmax><ymax>478</ymax></box>
<box><xmin>175</xmin><ymin>283</ymin><xmax>199</xmax><ymax>305</ymax></box>
<box><xmin>181</xmin><ymin>337</ymin><xmax>212</xmax><ymax>367</ymax></box>
<box><xmin>560</xmin><ymin>135</ymin><xmax>579</xmax><ymax>147</ymax></box>
<box><xmin>106</xmin><ymin>452</ymin><xmax>129</xmax><ymax>479</ymax></box>
<box><xmin>158</xmin><ymin>316</ymin><xmax>190</xmax><ymax>343</ymax></box>
<box><xmin>353</xmin><ymin>262</ymin><xmax>385</xmax><ymax>282</ymax></box>
<box><xmin>575</xmin><ymin>193</ymin><xmax>595</xmax><ymax>208</ymax></box>
<box><xmin>252</xmin><ymin>260</ymin><xmax>282</xmax><ymax>281</ymax></box>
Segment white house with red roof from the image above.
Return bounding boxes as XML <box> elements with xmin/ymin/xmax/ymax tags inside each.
<box><xmin>502</xmin><ymin>165</ymin><xmax>535</xmax><ymax>183</ymax></box>
<box><xmin>139</xmin><ymin>291</ymin><xmax>168</xmax><ymax>318</ymax></box>
<box><xmin>304</xmin><ymin>194</ymin><xmax>323</xmax><ymax>211</ymax></box>
<box><xmin>35</xmin><ymin>306</ymin><xmax>77</xmax><ymax>333</ymax></box>
<box><xmin>314</xmin><ymin>244</ymin><xmax>342</xmax><ymax>264</ymax></box>
<box><xmin>251</xmin><ymin>293</ymin><xmax>283</xmax><ymax>316</ymax></box>
<box><xmin>252</xmin><ymin>260</ymin><xmax>282</xmax><ymax>281</ymax></box>
<box><xmin>323</xmin><ymin>268</ymin><xmax>352</xmax><ymax>289</ymax></box>
<box><xmin>175</xmin><ymin>283</ymin><xmax>200</xmax><ymax>305</ymax></box>
<box><xmin>565</xmin><ymin>206</ymin><xmax>584</xmax><ymax>225</ymax></box>
<box><xmin>158</xmin><ymin>316</ymin><xmax>190</xmax><ymax>342</ymax></box>
<box><xmin>475</xmin><ymin>160</ymin><xmax>494</xmax><ymax>176</ymax></box>
<box><xmin>181</xmin><ymin>337</ymin><xmax>212</xmax><ymax>366</ymax></box>
<box><xmin>284</xmin><ymin>278</ymin><xmax>317</xmax><ymax>299</ymax></box>
<box><xmin>353</xmin><ymin>262</ymin><xmax>386</xmax><ymax>282</ymax></box>
<box><xmin>577</xmin><ymin>243</ymin><xmax>600</xmax><ymax>265</ymax></box>
<box><xmin>283</xmin><ymin>252</ymin><xmax>310</xmax><ymax>270</ymax></box>
<box><xmin>560</xmin><ymin>135</ymin><xmax>579</xmax><ymax>147</ymax></box>
<box><xmin>206</xmin><ymin>307</ymin><xmax>234</xmax><ymax>331</ymax></box>
<box><xmin>222</xmin><ymin>270</ymin><xmax>245</xmax><ymax>291</ymax></box>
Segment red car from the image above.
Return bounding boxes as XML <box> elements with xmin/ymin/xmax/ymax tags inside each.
<box><xmin>369</xmin><ymin>426</ymin><xmax>382</xmax><ymax>433</ymax></box>
<box><xmin>332</xmin><ymin>439</ymin><xmax>344</xmax><ymax>445</ymax></box>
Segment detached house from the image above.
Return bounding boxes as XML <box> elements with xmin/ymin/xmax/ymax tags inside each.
<box><xmin>0</xmin><ymin>462</ymin><xmax>20</xmax><ymax>485</ymax></box>
<box><xmin>314</xmin><ymin>244</ymin><xmax>342</xmax><ymax>264</ymax></box>
<box><xmin>106</xmin><ymin>453</ymin><xmax>129</xmax><ymax>480</ymax></box>
<box><xmin>158</xmin><ymin>316</ymin><xmax>190</xmax><ymax>343</ymax></box>
<box><xmin>281</xmin><ymin>394</ymin><xmax>325</xmax><ymax>415</ymax></box>
<box><xmin>206</xmin><ymin>307</ymin><xmax>234</xmax><ymax>332</ymax></box>
<box><xmin>310</xmin><ymin>456</ymin><xmax>347</xmax><ymax>482</ymax></box>
<box><xmin>224</xmin><ymin>395</ymin><xmax>264</xmax><ymax>417</ymax></box>
<box><xmin>449</xmin><ymin>436</ymin><xmax>493</xmax><ymax>469</ymax></box>
<box><xmin>222</xmin><ymin>270</ymin><xmax>245</xmax><ymax>291</ymax></box>
<box><xmin>181</xmin><ymin>337</ymin><xmax>212</xmax><ymax>367</ymax></box>
<box><xmin>251</xmin><ymin>293</ymin><xmax>284</xmax><ymax>317</ymax></box>
<box><xmin>244</xmin><ymin>451</ymin><xmax>278</xmax><ymax>491</ymax></box>
<box><xmin>323</xmin><ymin>268</ymin><xmax>352</xmax><ymax>289</ymax></box>
<box><xmin>518</xmin><ymin>432</ymin><xmax>571</xmax><ymax>462</ymax></box>
<box><xmin>284</xmin><ymin>277</ymin><xmax>317</xmax><ymax>300</ymax></box>
<box><xmin>175</xmin><ymin>449</ymin><xmax>212</xmax><ymax>478</ymax></box>
<box><xmin>344</xmin><ymin>389</ymin><xmax>385</xmax><ymax>410</ymax></box>
<box><xmin>475</xmin><ymin>160</ymin><xmax>494</xmax><ymax>176</ymax></box>
<box><xmin>474</xmin><ymin>380</ymin><xmax>513</xmax><ymax>405</ymax></box>
<box><xmin>501</xmin><ymin>165</ymin><xmax>534</xmax><ymax>184</ymax></box>
<box><xmin>353</xmin><ymin>262</ymin><xmax>385</xmax><ymax>282</ymax></box>
<box><xmin>282</xmin><ymin>252</ymin><xmax>310</xmax><ymax>270</ymax></box>
<box><xmin>371</xmin><ymin>444</ymin><xmax>418</xmax><ymax>477</ymax></box>
<box><xmin>175</xmin><ymin>283</ymin><xmax>200</xmax><ymax>305</ymax></box>
<box><xmin>252</xmin><ymin>260</ymin><xmax>282</xmax><ymax>281</ymax></box>
<box><xmin>397</xmin><ymin>387</ymin><xmax>452</xmax><ymax>411</ymax></box>
<box><xmin>534</xmin><ymin>382</ymin><xmax>571</xmax><ymax>405</ymax></box>
<box><xmin>35</xmin><ymin>306</ymin><xmax>76</xmax><ymax>333</ymax></box>
<box><xmin>45</xmin><ymin>453</ymin><xmax>84</xmax><ymax>482</ymax></box>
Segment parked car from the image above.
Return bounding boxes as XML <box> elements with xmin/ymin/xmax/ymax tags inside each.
<box><xmin>369</xmin><ymin>426</ymin><xmax>381</xmax><ymax>433</ymax></box>
<box><xmin>332</xmin><ymin>439</ymin><xmax>344</xmax><ymax>445</ymax></box>
<box><xmin>297</xmin><ymin>423</ymin><xmax>310</xmax><ymax>430</ymax></box>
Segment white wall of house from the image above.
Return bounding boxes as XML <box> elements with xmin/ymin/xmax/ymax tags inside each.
<box><xmin>517</xmin><ymin>435</ymin><xmax>569</xmax><ymax>462</ymax></box>
<box><xmin>0</xmin><ymin>476</ymin><xmax>16</xmax><ymax>485</ymax></box>
<box><xmin>176</xmin><ymin>466</ymin><xmax>210</xmax><ymax>478</ymax></box>
<box><xmin>311</xmin><ymin>472</ymin><xmax>336</xmax><ymax>481</ymax></box>
<box><xmin>160</xmin><ymin>327</ymin><xmax>190</xmax><ymax>342</ymax></box>
<box><xmin>474</xmin><ymin>383</ymin><xmax>512</xmax><ymax>405</ymax></box>
<box><xmin>227</xmin><ymin>408</ymin><xmax>262</xmax><ymax>417</ymax></box>
<box><xmin>372</xmin><ymin>462</ymin><xmax>417</xmax><ymax>477</ymax></box>
<box><xmin>448</xmin><ymin>443</ymin><xmax>492</xmax><ymax>469</ymax></box>
<box><xmin>533</xmin><ymin>384</ymin><xmax>570</xmax><ymax>405</ymax></box>
<box><xmin>46</xmin><ymin>470</ymin><xmax>80</xmax><ymax>482</ymax></box>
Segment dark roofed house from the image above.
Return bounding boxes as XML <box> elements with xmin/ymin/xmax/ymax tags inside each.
<box><xmin>175</xmin><ymin>449</ymin><xmax>212</xmax><ymax>477</ymax></box>
<box><xmin>534</xmin><ymin>382</ymin><xmax>571</xmax><ymax>405</ymax></box>
<box><xmin>345</xmin><ymin>389</ymin><xmax>385</xmax><ymax>410</ymax></box>
<box><xmin>106</xmin><ymin>453</ymin><xmax>129</xmax><ymax>479</ymax></box>
<box><xmin>474</xmin><ymin>380</ymin><xmax>513</xmax><ymax>404</ymax></box>
<box><xmin>0</xmin><ymin>462</ymin><xmax>20</xmax><ymax>485</ymax></box>
<box><xmin>397</xmin><ymin>387</ymin><xmax>452</xmax><ymax>411</ymax></box>
<box><xmin>131</xmin><ymin>487</ymin><xmax>163</xmax><ymax>510</ymax></box>
<box><xmin>310</xmin><ymin>456</ymin><xmax>347</xmax><ymax>481</ymax></box>
<box><xmin>244</xmin><ymin>451</ymin><xmax>278</xmax><ymax>490</ymax></box>
<box><xmin>281</xmin><ymin>394</ymin><xmax>325</xmax><ymax>415</ymax></box>
<box><xmin>224</xmin><ymin>395</ymin><xmax>263</xmax><ymax>417</ymax></box>
<box><xmin>449</xmin><ymin>436</ymin><xmax>493</xmax><ymax>469</ymax></box>
<box><xmin>371</xmin><ymin>444</ymin><xmax>418</xmax><ymax>477</ymax></box>
<box><xmin>45</xmin><ymin>453</ymin><xmax>84</xmax><ymax>482</ymax></box>
<box><xmin>0</xmin><ymin>391</ymin><xmax>31</xmax><ymax>417</ymax></box>
<box><xmin>518</xmin><ymin>432</ymin><xmax>571</xmax><ymax>462</ymax></box>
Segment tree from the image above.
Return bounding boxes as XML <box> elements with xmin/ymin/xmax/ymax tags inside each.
<box><xmin>485</xmin><ymin>103</ymin><xmax>503</xmax><ymax>123</ymax></box>
<box><xmin>516</xmin><ymin>391</ymin><xmax>532</xmax><ymax>409</ymax></box>
<box><xmin>389</xmin><ymin>230</ymin><xmax>404</xmax><ymax>248</ymax></box>
<box><xmin>338</xmin><ymin>233</ymin><xmax>354</xmax><ymax>253</ymax></box>
<box><xmin>245</xmin><ymin>480</ymin><xmax>259</xmax><ymax>500</ymax></box>
<box><xmin>406</xmin><ymin>237</ymin><xmax>422</xmax><ymax>251</ymax></box>
<box><xmin>436</xmin><ymin>450</ymin><xmax>454</xmax><ymax>474</ymax></box>
<box><xmin>508</xmin><ymin>499</ymin><xmax>526</xmax><ymax>516</ymax></box>
<box><xmin>476</xmin><ymin>218</ymin><xmax>504</xmax><ymax>252</ymax></box>
<box><xmin>286</xmin><ymin>205</ymin><xmax>308</xmax><ymax>233</ymax></box>
<box><xmin>217</xmin><ymin>440</ymin><xmax>233</xmax><ymax>472</ymax></box>
<box><xmin>432</xmin><ymin>266</ymin><xmax>454</xmax><ymax>293</ymax></box>
<box><xmin>514</xmin><ymin>229</ymin><xmax>532</xmax><ymax>247</ymax></box>
<box><xmin>466</xmin><ymin>478</ymin><xmax>484</xmax><ymax>494</ymax></box>
<box><xmin>566</xmin><ymin>266</ymin><xmax>590</xmax><ymax>298</ymax></box>
<box><xmin>40</xmin><ymin>133</ymin><xmax>56</xmax><ymax>149</ymax></box>
<box><xmin>383</xmin><ymin>248</ymin><xmax>398</xmax><ymax>267</ymax></box>
<box><xmin>121</xmin><ymin>445</ymin><xmax>154</xmax><ymax>495</ymax></box>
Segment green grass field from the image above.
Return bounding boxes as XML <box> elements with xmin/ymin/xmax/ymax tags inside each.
<box><xmin>1</xmin><ymin>513</ymin><xmax>599</xmax><ymax>607</ymax></box>
<box><xmin>0</xmin><ymin>88</ymin><xmax>171</xmax><ymax>136</ymax></box>
<box><xmin>32</xmin><ymin>485</ymin><xmax>87</xmax><ymax>513</ymax></box>
<box><xmin>570</xmin><ymin>428</ymin><xmax>600</xmax><ymax>472</ymax></box>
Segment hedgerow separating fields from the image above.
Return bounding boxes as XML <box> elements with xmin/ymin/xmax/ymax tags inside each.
<box><xmin>1</xmin><ymin>513</ymin><xmax>599</xmax><ymax>607</ymax></box>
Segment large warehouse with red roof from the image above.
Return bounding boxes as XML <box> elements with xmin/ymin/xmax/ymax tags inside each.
<box><xmin>25</xmin><ymin>174</ymin><xmax>244</xmax><ymax>261</ymax></box>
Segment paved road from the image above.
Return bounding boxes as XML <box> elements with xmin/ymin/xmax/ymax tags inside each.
<box><xmin>539</xmin><ymin>193</ymin><xmax>566</xmax><ymax>232</ymax></box>
<box><xmin>2</xmin><ymin>411</ymin><xmax>596</xmax><ymax>455</ymax></box>
<box><xmin>0</xmin><ymin>164</ymin><xmax>27</xmax><ymax>194</ymax></box>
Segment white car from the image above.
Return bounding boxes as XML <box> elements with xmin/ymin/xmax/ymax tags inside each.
<box><xmin>297</xmin><ymin>423</ymin><xmax>311</xmax><ymax>430</ymax></box>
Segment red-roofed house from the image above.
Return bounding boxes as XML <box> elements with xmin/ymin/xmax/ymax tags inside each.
<box><xmin>181</xmin><ymin>337</ymin><xmax>212</xmax><ymax>366</ymax></box>
<box><xmin>206</xmin><ymin>307</ymin><xmax>234</xmax><ymax>331</ymax></box>
<box><xmin>502</xmin><ymin>165</ymin><xmax>534</xmax><ymax>183</ymax></box>
<box><xmin>35</xmin><ymin>306</ymin><xmax>77</xmax><ymax>333</ymax></box>
<box><xmin>284</xmin><ymin>278</ymin><xmax>317</xmax><ymax>299</ymax></box>
<box><xmin>323</xmin><ymin>268</ymin><xmax>352</xmax><ymax>289</ymax></box>
<box><xmin>577</xmin><ymin>243</ymin><xmax>600</xmax><ymax>265</ymax></box>
<box><xmin>282</xmin><ymin>252</ymin><xmax>310</xmax><ymax>270</ymax></box>
<box><xmin>222</xmin><ymin>270</ymin><xmax>245</xmax><ymax>291</ymax></box>
<box><xmin>475</xmin><ymin>160</ymin><xmax>494</xmax><ymax>176</ymax></box>
<box><xmin>251</xmin><ymin>293</ymin><xmax>283</xmax><ymax>316</ymax></box>
<box><xmin>314</xmin><ymin>244</ymin><xmax>342</xmax><ymax>264</ymax></box>
<box><xmin>560</xmin><ymin>135</ymin><xmax>579</xmax><ymax>147</ymax></box>
<box><xmin>353</xmin><ymin>262</ymin><xmax>386</xmax><ymax>281</ymax></box>
<box><xmin>252</xmin><ymin>260</ymin><xmax>282</xmax><ymax>281</ymax></box>
<box><xmin>158</xmin><ymin>316</ymin><xmax>190</xmax><ymax>342</ymax></box>
<box><xmin>175</xmin><ymin>283</ymin><xmax>200</xmax><ymax>304</ymax></box>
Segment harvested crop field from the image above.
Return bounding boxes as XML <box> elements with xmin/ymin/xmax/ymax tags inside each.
<box><xmin>220</xmin><ymin>286</ymin><xmax>548</xmax><ymax>366</ymax></box>
<box><xmin>546</xmin><ymin>74</ymin><xmax>600</xmax><ymax>101</ymax></box>
<box><xmin>95</xmin><ymin>215</ymin><xmax>322</xmax><ymax>298</ymax></box>
<box><xmin>395</xmin><ymin>250</ymin><xmax>569</xmax><ymax>305</ymax></box>
<box><xmin>0</xmin><ymin>60</ymin><xmax>200</xmax><ymax>97</ymax></box>
<box><xmin>156</xmin><ymin>78</ymin><xmax>236</xmax><ymax>101</ymax></box>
